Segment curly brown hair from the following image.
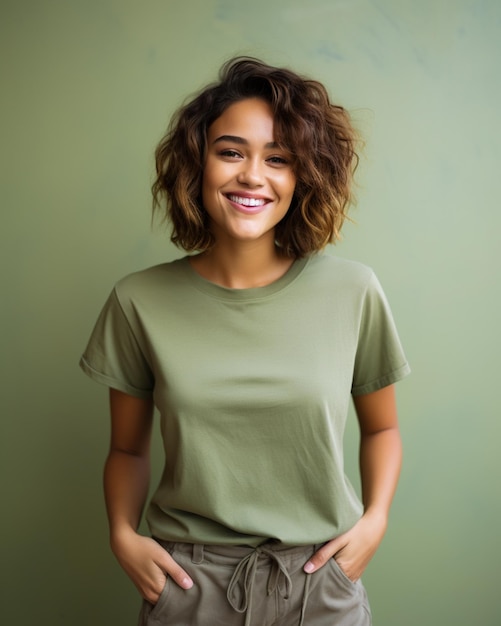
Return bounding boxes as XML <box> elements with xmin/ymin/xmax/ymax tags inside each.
<box><xmin>152</xmin><ymin>57</ymin><xmax>359</xmax><ymax>258</ymax></box>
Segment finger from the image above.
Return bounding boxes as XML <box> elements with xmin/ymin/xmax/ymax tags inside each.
<box><xmin>157</xmin><ymin>550</ymin><xmax>194</xmax><ymax>590</ymax></box>
<box><xmin>303</xmin><ymin>537</ymin><xmax>345</xmax><ymax>574</ymax></box>
<box><xmin>142</xmin><ymin>575</ymin><xmax>166</xmax><ymax>605</ymax></box>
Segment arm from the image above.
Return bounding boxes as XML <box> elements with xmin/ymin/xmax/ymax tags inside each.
<box><xmin>105</xmin><ymin>388</ymin><xmax>193</xmax><ymax>602</ymax></box>
<box><xmin>304</xmin><ymin>384</ymin><xmax>402</xmax><ymax>580</ymax></box>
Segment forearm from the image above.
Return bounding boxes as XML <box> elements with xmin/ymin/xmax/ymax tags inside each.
<box><xmin>101</xmin><ymin>390</ymin><xmax>193</xmax><ymax>595</ymax></box>
<box><xmin>103</xmin><ymin>448</ymin><xmax>151</xmax><ymax>544</ymax></box>
<box><xmin>103</xmin><ymin>446</ymin><xmax>194</xmax><ymax>596</ymax></box>
<box><xmin>359</xmin><ymin>425</ymin><xmax>402</xmax><ymax>522</ymax></box>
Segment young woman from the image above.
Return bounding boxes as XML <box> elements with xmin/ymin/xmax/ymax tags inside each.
<box><xmin>80</xmin><ymin>57</ymin><xmax>410</xmax><ymax>625</ymax></box>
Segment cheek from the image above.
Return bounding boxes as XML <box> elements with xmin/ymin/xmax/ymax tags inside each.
<box><xmin>201</xmin><ymin>167</ymin><xmax>217</xmax><ymax>208</ymax></box>
<box><xmin>281</xmin><ymin>174</ymin><xmax>296</xmax><ymax>203</ymax></box>
<box><xmin>202</xmin><ymin>159</ymin><xmax>226</xmax><ymax>199</ymax></box>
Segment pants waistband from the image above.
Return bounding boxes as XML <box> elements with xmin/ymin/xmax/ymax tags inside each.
<box><xmin>155</xmin><ymin>540</ymin><xmax>319</xmax><ymax>626</ymax></box>
<box><xmin>156</xmin><ymin>539</ymin><xmax>321</xmax><ymax>562</ymax></box>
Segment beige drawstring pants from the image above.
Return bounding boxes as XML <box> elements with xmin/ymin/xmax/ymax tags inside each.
<box><xmin>138</xmin><ymin>541</ymin><xmax>372</xmax><ymax>626</ymax></box>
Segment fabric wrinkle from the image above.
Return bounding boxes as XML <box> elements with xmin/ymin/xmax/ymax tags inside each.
<box><xmin>299</xmin><ymin>573</ymin><xmax>311</xmax><ymax>626</ymax></box>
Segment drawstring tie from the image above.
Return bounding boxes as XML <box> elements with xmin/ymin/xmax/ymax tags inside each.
<box><xmin>227</xmin><ymin>545</ymin><xmax>311</xmax><ymax>626</ymax></box>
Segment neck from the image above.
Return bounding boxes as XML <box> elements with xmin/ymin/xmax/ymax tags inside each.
<box><xmin>189</xmin><ymin>239</ymin><xmax>294</xmax><ymax>289</ymax></box>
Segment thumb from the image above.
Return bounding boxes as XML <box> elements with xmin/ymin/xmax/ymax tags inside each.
<box><xmin>303</xmin><ymin>535</ymin><xmax>346</xmax><ymax>574</ymax></box>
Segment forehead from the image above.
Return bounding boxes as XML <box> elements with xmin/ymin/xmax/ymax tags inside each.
<box><xmin>207</xmin><ymin>98</ymin><xmax>275</xmax><ymax>141</ymax></box>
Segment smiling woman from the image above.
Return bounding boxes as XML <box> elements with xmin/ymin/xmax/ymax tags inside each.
<box><xmin>80</xmin><ymin>57</ymin><xmax>410</xmax><ymax>625</ymax></box>
<box><xmin>200</xmin><ymin>98</ymin><xmax>296</xmax><ymax>266</ymax></box>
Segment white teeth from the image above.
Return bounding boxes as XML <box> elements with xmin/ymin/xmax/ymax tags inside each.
<box><xmin>228</xmin><ymin>195</ymin><xmax>266</xmax><ymax>207</ymax></box>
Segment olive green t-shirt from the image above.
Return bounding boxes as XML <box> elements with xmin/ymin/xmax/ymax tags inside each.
<box><xmin>80</xmin><ymin>254</ymin><xmax>410</xmax><ymax>546</ymax></box>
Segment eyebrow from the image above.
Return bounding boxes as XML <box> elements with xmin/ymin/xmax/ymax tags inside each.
<box><xmin>212</xmin><ymin>135</ymin><xmax>280</xmax><ymax>149</ymax></box>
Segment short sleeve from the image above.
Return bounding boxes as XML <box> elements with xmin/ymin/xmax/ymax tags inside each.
<box><xmin>351</xmin><ymin>272</ymin><xmax>410</xmax><ymax>396</ymax></box>
<box><xmin>79</xmin><ymin>289</ymin><xmax>154</xmax><ymax>398</ymax></box>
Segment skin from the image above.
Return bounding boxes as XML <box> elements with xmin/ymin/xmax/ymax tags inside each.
<box><xmin>104</xmin><ymin>97</ymin><xmax>403</xmax><ymax>604</ymax></box>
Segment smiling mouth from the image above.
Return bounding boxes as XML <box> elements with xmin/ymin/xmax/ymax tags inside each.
<box><xmin>226</xmin><ymin>194</ymin><xmax>268</xmax><ymax>207</ymax></box>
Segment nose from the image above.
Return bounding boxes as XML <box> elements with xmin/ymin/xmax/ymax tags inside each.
<box><xmin>236</xmin><ymin>158</ymin><xmax>265</xmax><ymax>187</ymax></box>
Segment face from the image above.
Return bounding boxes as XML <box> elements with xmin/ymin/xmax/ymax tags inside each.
<box><xmin>202</xmin><ymin>98</ymin><xmax>296</xmax><ymax>248</ymax></box>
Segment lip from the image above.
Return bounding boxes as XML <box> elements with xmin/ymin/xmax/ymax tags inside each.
<box><xmin>224</xmin><ymin>192</ymin><xmax>272</xmax><ymax>215</ymax></box>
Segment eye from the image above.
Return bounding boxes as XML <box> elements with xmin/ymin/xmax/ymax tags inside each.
<box><xmin>267</xmin><ymin>155</ymin><xmax>290</xmax><ymax>166</ymax></box>
<box><xmin>219</xmin><ymin>149</ymin><xmax>242</xmax><ymax>159</ymax></box>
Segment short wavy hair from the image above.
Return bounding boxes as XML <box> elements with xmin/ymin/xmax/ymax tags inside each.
<box><xmin>152</xmin><ymin>57</ymin><xmax>359</xmax><ymax>258</ymax></box>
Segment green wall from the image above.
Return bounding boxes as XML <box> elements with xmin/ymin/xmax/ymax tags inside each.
<box><xmin>2</xmin><ymin>1</ymin><xmax>499</xmax><ymax>624</ymax></box>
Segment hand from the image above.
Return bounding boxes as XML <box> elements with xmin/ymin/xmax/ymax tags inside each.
<box><xmin>303</xmin><ymin>511</ymin><xmax>388</xmax><ymax>582</ymax></box>
<box><xmin>111</xmin><ymin>529</ymin><xmax>193</xmax><ymax>603</ymax></box>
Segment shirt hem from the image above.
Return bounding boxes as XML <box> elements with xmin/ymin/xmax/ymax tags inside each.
<box><xmin>351</xmin><ymin>362</ymin><xmax>411</xmax><ymax>396</ymax></box>
<box><xmin>79</xmin><ymin>355</ymin><xmax>153</xmax><ymax>399</ymax></box>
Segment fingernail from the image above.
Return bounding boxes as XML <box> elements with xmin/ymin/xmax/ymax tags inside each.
<box><xmin>182</xmin><ymin>577</ymin><xmax>193</xmax><ymax>589</ymax></box>
<box><xmin>304</xmin><ymin>561</ymin><xmax>315</xmax><ymax>574</ymax></box>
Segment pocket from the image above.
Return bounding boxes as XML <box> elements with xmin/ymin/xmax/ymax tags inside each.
<box><xmin>145</xmin><ymin>578</ymin><xmax>171</xmax><ymax>624</ymax></box>
<box><xmin>329</xmin><ymin>557</ymin><xmax>359</xmax><ymax>591</ymax></box>
<box><xmin>308</xmin><ymin>557</ymin><xmax>371</xmax><ymax>624</ymax></box>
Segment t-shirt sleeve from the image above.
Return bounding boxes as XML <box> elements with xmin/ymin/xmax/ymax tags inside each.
<box><xmin>351</xmin><ymin>271</ymin><xmax>410</xmax><ymax>396</ymax></box>
<box><xmin>79</xmin><ymin>288</ymin><xmax>154</xmax><ymax>399</ymax></box>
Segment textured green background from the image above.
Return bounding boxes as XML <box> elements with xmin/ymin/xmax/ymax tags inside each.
<box><xmin>2</xmin><ymin>1</ymin><xmax>499</xmax><ymax>624</ymax></box>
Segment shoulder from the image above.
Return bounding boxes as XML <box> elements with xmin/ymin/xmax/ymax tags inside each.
<box><xmin>304</xmin><ymin>253</ymin><xmax>375</xmax><ymax>292</ymax></box>
<box><xmin>113</xmin><ymin>257</ymin><xmax>190</xmax><ymax>304</ymax></box>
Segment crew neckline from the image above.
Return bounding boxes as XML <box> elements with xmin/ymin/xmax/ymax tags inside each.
<box><xmin>180</xmin><ymin>255</ymin><xmax>311</xmax><ymax>301</ymax></box>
